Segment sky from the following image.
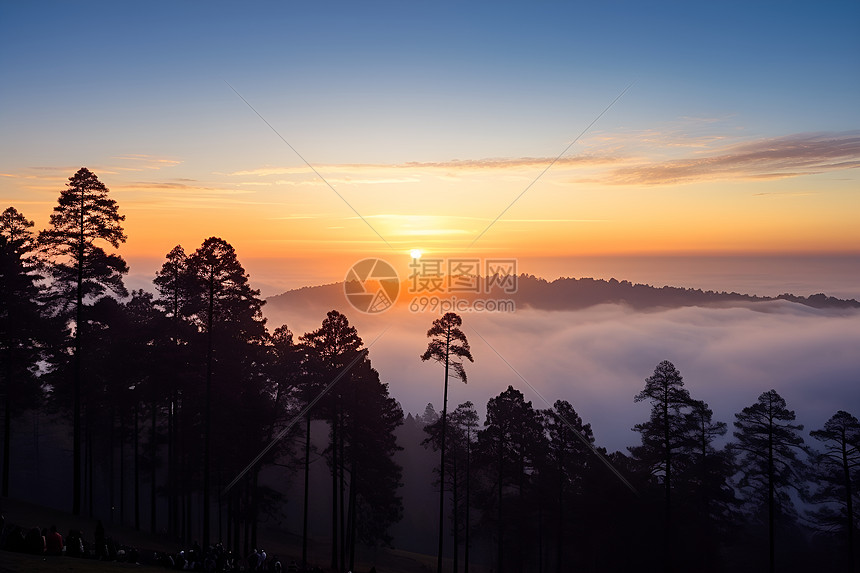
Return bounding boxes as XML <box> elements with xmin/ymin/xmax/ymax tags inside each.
<box><xmin>1</xmin><ymin>1</ymin><xmax>859</xmax><ymax>297</ymax></box>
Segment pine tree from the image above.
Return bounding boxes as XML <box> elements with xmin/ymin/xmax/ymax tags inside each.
<box><xmin>342</xmin><ymin>358</ymin><xmax>403</xmax><ymax>562</ymax></box>
<box><xmin>479</xmin><ymin>385</ymin><xmax>540</xmax><ymax>573</ymax></box>
<box><xmin>731</xmin><ymin>389</ymin><xmax>808</xmax><ymax>573</ymax></box>
<box><xmin>681</xmin><ymin>399</ymin><xmax>738</xmax><ymax>570</ymax></box>
<box><xmin>543</xmin><ymin>399</ymin><xmax>595</xmax><ymax>573</ymax></box>
<box><xmin>38</xmin><ymin>168</ymin><xmax>127</xmax><ymax>515</ymax></box>
<box><xmin>421</xmin><ymin>312</ymin><xmax>473</xmax><ymax>573</ymax></box>
<box><xmin>300</xmin><ymin>310</ymin><xmax>364</xmax><ymax>571</ymax></box>
<box><xmin>0</xmin><ymin>207</ymin><xmax>49</xmax><ymax>497</ymax></box>
<box><xmin>187</xmin><ymin>237</ymin><xmax>266</xmax><ymax>547</ymax></box>
<box><xmin>807</xmin><ymin>410</ymin><xmax>860</xmax><ymax>571</ymax></box>
<box><xmin>153</xmin><ymin>244</ymin><xmax>197</xmax><ymax>539</ymax></box>
<box><xmin>630</xmin><ymin>359</ymin><xmax>693</xmax><ymax>570</ymax></box>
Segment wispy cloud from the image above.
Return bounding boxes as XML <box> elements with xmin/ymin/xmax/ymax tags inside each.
<box><xmin>604</xmin><ymin>131</ymin><xmax>860</xmax><ymax>185</ymax></box>
<box><xmin>228</xmin><ymin>155</ymin><xmax>620</xmax><ymax>179</ymax></box>
<box><xmin>224</xmin><ymin>130</ymin><xmax>860</xmax><ymax>191</ymax></box>
<box><xmin>114</xmin><ymin>181</ymin><xmax>253</xmax><ymax>194</ymax></box>
<box><xmin>111</xmin><ymin>154</ymin><xmax>182</xmax><ymax>171</ymax></box>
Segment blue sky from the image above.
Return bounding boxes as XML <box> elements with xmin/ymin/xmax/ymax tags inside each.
<box><xmin>3</xmin><ymin>1</ymin><xmax>857</xmax><ymax>162</ymax></box>
<box><xmin>1</xmin><ymin>1</ymin><xmax>858</xmax><ymax>290</ymax></box>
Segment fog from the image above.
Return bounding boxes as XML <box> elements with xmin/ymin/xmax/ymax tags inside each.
<box><xmin>266</xmin><ymin>300</ymin><xmax>860</xmax><ymax>454</ymax></box>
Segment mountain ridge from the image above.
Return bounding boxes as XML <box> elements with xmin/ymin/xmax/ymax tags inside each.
<box><xmin>265</xmin><ymin>274</ymin><xmax>860</xmax><ymax>312</ymax></box>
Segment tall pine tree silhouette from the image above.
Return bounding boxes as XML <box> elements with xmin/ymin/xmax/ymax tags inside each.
<box><xmin>731</xmin><ymin>389</ymin><xmax>808</xmax><ymax>573</ymax></box>
<box><xmin>0</xmin><ymin>207</ymin><xmax>49</xmax><ymax>498</ymax></box>
<box><xmin>39</xmin><ymin>168</ymin><xmax>127</xmax><ymax>515</ymax></box>
<box><xmin>421</xmin><ymin>312</ymin><xmax>473</xmax><ymax>573</ymax></box>
<box><xmin>630</xmin><ymin>360</ymin><xmax>693</xmax><ymax>572</ymax></box>
<box><xmin>808</xmin><ymin>410</ymin><xmax>860</xmax><ymax>572</ymax></box>
<box><xmin>187</xmin><ymin>237</ymin><xmax>266</xmax><ymax>547</ymax></box>
<box><xmin>300</xmin><ymin>310</ymin><xmax>364</xmax><ymax>571</ymax></box>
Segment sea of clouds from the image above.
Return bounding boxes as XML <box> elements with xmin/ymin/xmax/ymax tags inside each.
<box><xmin>267</xmin><ymin>300</ymin><xmax>860</xmax><ymax>455</ymax></box>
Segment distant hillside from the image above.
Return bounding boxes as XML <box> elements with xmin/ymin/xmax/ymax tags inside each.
<box><xmin>511</xmin><ymin>275</ymin><xmax>860</xmax><ymax>311</ymax></box>
<box><xmin>265</xmin><ymin>274</ymin><xmax>860</xmax><ymax>313</ymax></box>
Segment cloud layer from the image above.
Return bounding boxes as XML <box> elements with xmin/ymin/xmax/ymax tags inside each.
<box><xmin>605</xmin><ymin>131</ymin><xmax>860</xmax><ymax>185</ymax></box>
<box><xmin>265</xmin><ymin>301</ymin><xmax>860</xmax><ymax>455</ymax></box>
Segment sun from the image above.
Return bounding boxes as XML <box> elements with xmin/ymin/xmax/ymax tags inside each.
<box><xmin>410</xmin><ymin>249</ymin><xmax>422</xmax><ymax>259</ymax></box>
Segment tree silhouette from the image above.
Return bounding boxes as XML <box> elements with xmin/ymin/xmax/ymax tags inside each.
<box><xmin>630</xmin><ymin>360</ymin><xmax>691</xmax><ymax>570</ymax></box>
<box><xmin>153</xmin><ymin>244</ymin><xmax>197</xmax><ymax>539</ymax></box>
<box><xmin>38</xmin><ymin>168</ymin><xmax>127</xmax><ymax>515</ymax></box>
<box><xmin>807</xmin><ymin>410</ymin><xmax>860</xmax><ymax>571</ymax></box>
<box><xmin>731</xmin><ymin>389</ymin><xmax>808</xmax><ymax>573</ymax></box>
<box><xmin>542</xmin><ymin>399</ymin><xmax>596</xmax><ymax>573</ymax></box>
<box><xmin>290</xmin><ymin>335</ymin><xmax>318</xmax><ymax>567</ymax></box>
<box><xmin>453</xmin><ymin>401</ymin><xmax>479</xmax><ymax>573</ymax></box>
<box><xmin>422</xmin><ymin>400</ymin><xmax>479</xmax><ymax>572</ymax></box>
<box><xmin>681</xmin><ymin>399</ymin><xmax>738</xmax><ymax>570</ymax></box>
<box><xmin>187</xmin><ymin>237</ymin><xmax>266</xmax><ymax>547</ymax></box>
<box><xmin>300</xmin><ymin>310</ymin><xmax>364</xmax><ymax>571</ymax></box>
<box><xmin>342</xmin><ymin>356</ymin><xmax>404</xmax><ymax>564</ymax></box>
<box><xmin>421</xmin><ymin>312</ymin><xmax>473</xmax><ymax>573</ymax></box>
<box><xmin>630</xmin><ymin>360</ymin><xmax>693</xmax><ymax>571</ymax></box>
<box><xmin>479</xmin><ymin>385</ymin><xmax>540</xmax><ymax>573</ymax></box>
<box><xmin>0</xmin><ymin>207</ymin><xmax>49</xmax><ymax>498</ymax></box>
<box><xmin>420</xmin><ymin>402</ymin><xmax>440</xmax><ymax>426</ymax></box>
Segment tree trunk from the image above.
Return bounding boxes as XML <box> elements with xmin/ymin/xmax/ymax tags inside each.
<box><xmin>497</xmin><ymin>431</ymin><xmax>504</xmax><ymax>573</ymax></box>
<box><xmin>465</xmin><ymin>432</ymin><xmax>471</xmax><ymax>573</ymax></box>
<box><xmin>134</xmin><ymin>405</ymin><xmax>141</xmax><ymax>530</ymax></box>
<box><xmin>251</xmin><ymin>469</ymin><xmax>259</xmax><ymax>551</ymax></box>
<box><xmin>167</xmin><ymin>393</ymin><xmax>174</xmax><ymax>536</ymax></box>
<box><xmin>537</xmin><ymin>477</ymin><xmax>543</xmax><ymax>573</ymax></box>
<box><xmin>2</xmin><ymin>355</ymin><xmax>12</xmax><ymax>497</ymax></box>
<box><xmin>557</xmin><ymin>455</ymin><xmax>564</xmax><ymax>573</ymax></box>
<box><xmin>72</xmin><ymin>194</ymin><xmax>84</xmax><ymax>516</ymax></box>
<box><xmin>227</xmin><ymin>486</ymin><xmax>233</xmax><ymax>551</ymax></box>
<box><xmin>339</xmin><ymin>413</ymin><xmax>346</xmax><ymax>573</ymax></box>
<box><xmin>302</xmin><ymin>413</ymin><xmax>311</xmax><ymax>566</ymax></box>
<box><xmin>87</xmin><ymin>411</ymin><xmax>94</xmax><ymax>517</ymax></box>
<box><xmin>151</xmin><ymin>394</ymin><xmax>157</xmax><ymax>534</ymax></box>
<box><xmin>203</xmin><ymin>280</ymin><xmax>214</xmax><ymax>548</ymax></box>
<box><xmin>233</xmin><ymin>487</ymin><xmax>241</xmax><ymax>557</ymax></box>
<box><xmin>185</xmin><ymin>450</ymin><xmax>192</xmax><ymax>544</ymax></box>
<box><xmin>437</xmin><ymin>327</ymin><xmax>451</xmax><ymax>573</ymax></box>
<box><xmin>120</xmin><ymin>414</ymin><xmax>125</xmax><ymax>525</ymax></box>
<box><xmin>109</xmin><ymin>406</ymin><xmax>115</xmax><ymax>523</ymax></box>
<box><xmin>243</xmin><ymin>478</ymin><xmax>250</xmax><ymax>557</ymax></box>
<box><xmin>453</xmin><ymin>447</ymin><xmax>459</xmax><ymax>573</ymax></box>
<box><xmin>331</xmin><ymin>409</ymin><xmax>339</xmax><ymax>571</ymax></box>
<box><xmin>348</xmin><ymin>458</ymin><xmax>357</xmax><ymax>573</ymax></box>
<box><xmin>842</xmin><ymin>429</ymin><xmax>855</xmax><ymax>573</ymax></box>
<box><xmin>663</xmin><ymin>394</ymin><xmax>671</xmax><ymax>573</ymax></box>
<box><xmin>768</xmin><ymin>423</ymin><xmax>775</xmax><ymax>573</ymax></box>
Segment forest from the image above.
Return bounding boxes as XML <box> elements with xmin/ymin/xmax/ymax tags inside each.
<box><xmin>2</xmin><ymin>168</ymin><xmax>859</xmax><ymax>573</ymax></box>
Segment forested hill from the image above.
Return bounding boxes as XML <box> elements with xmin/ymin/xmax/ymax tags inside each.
<box><xmin>511</xmin><ymin>275</ymin><xmax>860</xmax><ymax>310</ymax></box>
<box><xmin>266</xmin><ymin>274</ymin><xmax>860</xmax><ymax>312</ymax></box>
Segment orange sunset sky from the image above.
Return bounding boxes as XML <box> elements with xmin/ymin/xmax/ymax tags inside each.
<box><xmin>2</xmin><ymin>2</ymin><xmax>858</xmax><ymax>296</ymax></box>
